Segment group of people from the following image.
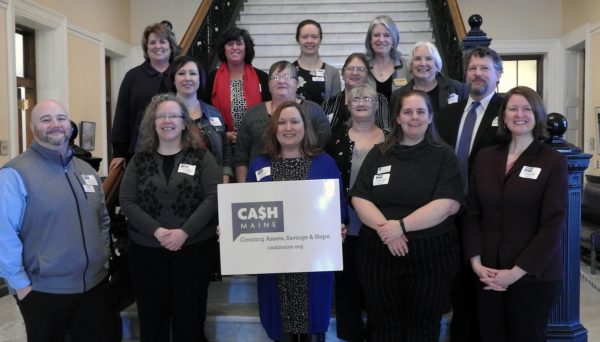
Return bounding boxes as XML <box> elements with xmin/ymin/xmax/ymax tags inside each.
<box><xmin>0</xmin><ymin>15</ymin><xmax>568</xmax><ymax>342</ymax></box>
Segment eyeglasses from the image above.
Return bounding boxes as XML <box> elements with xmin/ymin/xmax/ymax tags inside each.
<box><xmin>269</xmin><ymin>74</ymin><xmax>296</xmax><ymax>81</ymax></box>
<box><xmin>155</xmin><ymin>113</ymin><xmax>184</xmax><ymax>120</ymax></box>
<box><xmin>351</xmin><ymin>97</ymin><xmax>374</xmax><ymax>104</ymax></box>
<box><xmin>344</xmin><ymin>66</ymin><xmax>368</xmax><ymax>73</ymax></box>
<box><xmin>466</xmin><ymin>65</ymin><xmax>494</xmax><ymax>73</ymax></box>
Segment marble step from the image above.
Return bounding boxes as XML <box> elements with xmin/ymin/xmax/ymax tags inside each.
<box><xmin>240</xmin><ymin>2</ymin><xmax>427</xmax><ymax>15</ymax></box>
<box><xmin>246</xmin><ymin>0</ymin><xmax>421</xmax><ymax>4</ymax></box>
<box><xmin>239</xmin><ymin>11</ymin><xmax>430</xmax><ymax>24</ymax></box>
<box><xmin>120</xmin><ymin>275</ymin><xmax>451</xmax><ymax>341</ymax></box>
<box><xmin>239</xmin><ymin>21</ymin><xmax>432</xmax><ymax>35</ymax></box>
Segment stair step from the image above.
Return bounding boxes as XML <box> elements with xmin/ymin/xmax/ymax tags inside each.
<box><xmin>240</xmin><ymin>3</ymin><xmax>427</xmax><ymax>14</ymax></box>
<box><xmin>239</xmin><ymin>11</ymin><xmax>430</xmax><ymax>24</ymax></box>
<box><xmin>237</xmin><ymin>0</ymin><xmax>432</xmax><ymax>78</ymax></box>
<box><xmin>120</xmin><ymin>275</ymin><xmax>452</xmax><ymax>341</ymax></box>
<box><xmin>247</xmin><ymin>0</ymin><xmax>421</xmax><ymax>4</ymax></box>
<box><xmin>240</xmin><ymin>21</ymin><xmax>431</xmax><ymax>35</ymax></box>
<box><xmin>251</xmin><ymin>31</ymin><xmax>434</xmax><ymax>47</ymax></box>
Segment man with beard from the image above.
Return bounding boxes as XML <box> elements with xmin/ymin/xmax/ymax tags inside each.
<box><xmin>0</xmin><ymin>99</ymin><xmax>118</xmax><ymax>342</ymax></box>
<box><xmin>435</xmin><ymin>46</ymin><xmax>504</xmax><ymax>342</ymax></box>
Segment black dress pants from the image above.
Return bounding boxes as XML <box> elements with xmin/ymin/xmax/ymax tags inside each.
<box><xmin>16</xmin><ymin>278</ymin><xmax>118</xmax><ymax>342</ymax></box>
<box><xmin>334</xmin><ymin>235</ymin><xmax>365</xmax><ymax>341</ymax></box>
<box><xmin>356</xmin><ymin>229</ymin><xmax>458</xmax><ymax>342</ymax></box>
<box><xmin>477</xmin><ymin>279</ymin><xmax>560</xmax><ymax>342</ymax></box>
<box><xmin>128</xmin><ymin>240</ymin><xmax>213</xmax><ymax>342</ymax></box>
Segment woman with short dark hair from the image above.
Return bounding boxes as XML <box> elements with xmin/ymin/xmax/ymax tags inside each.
<box><xmin>203</xmin><ymin>27</ymin><xmax>271</xmax><ymax>145</ymax></box>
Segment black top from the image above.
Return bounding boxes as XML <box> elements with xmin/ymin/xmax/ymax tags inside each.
<box><xmin>111</xmin><ymin>61</ymin><xmax>174</xmax><ymax>159</ymax></box>
<box><xmin>294</xmin><ymin>61</ymin><xmax>326</xmax><ymax>103</ymax></box>
<box><xmin>375</xmin><ymin>74</ymin><xmax>393</xmax><ymax>103</ymax></box>
<box><xmin>350</xmin><ymin>140</ymin><xmax>464</xmax><ymax>239</ymax></box>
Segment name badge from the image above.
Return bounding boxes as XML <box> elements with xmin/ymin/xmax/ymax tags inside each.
<box><xmin>209</xmin><ymin>117</ymin><xmax>222</xmax><ymax>127</ymax></box>
<box><xmin>519</xmin><ymin>166</ymin><xmax>541</xmax><ymax>180</ymax></box>
<box><xmin>312</xmin><ymin>76</ymin><xmax>325</xmax><ymax>82</ymax></box>
<box><xmin>377</xmin><ymin>165</ymin><xmax>392</xmax><ymax>174</ymax></box>
<box><xmin>178</xmin><ymin>163</ymin><xmax>196</xmax><ymax>176</ymax></box>
<box><xmin>256</xmin><ymin>166</ymin><xmax>271</xmax><ymax>181</ymax></box>
<box><xmin>373</xmin><ymin>173</ymin><xmax>390</xmax><ymax>186</ymax></box>
<box><xmin>83</xmin><ymin>184</ymin><xmax>96</xmax><ymax>193</ymax></box>
<box><xmin>315</xmin><ymin>69</ymin><xmax>325</xmax><ymax>77</ymax></box>
<box><xmin>393</xmin><ymin>78</ymin><xmax>407</xmax><ymax>87</ymax></box>
<box><xmin>327</xmin><ymin>113</ymin><xmax>334</xmax><ymax>123</ymax></box>
<box><xmin>491</xmin><ymin>117</ymin><xmax>499</xmax><ymax>127</ymax></box>
<box><xmin>81</xmin><ymin>174</ymin><xmax>98</xmax><ymax>186</ymax></box>
<box><xmin>448</xmin><ymin>93</ymin><xmax>459</xmax><ymax>104</ymax></box>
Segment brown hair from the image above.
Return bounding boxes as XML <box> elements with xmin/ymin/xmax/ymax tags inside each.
<box><xmin>263</xmin><ymin>101</ymin><xmax>320</xmax><ymax>158</ymax></box>
<box><xmin>137</xmin><ymin>93</ymin><xmax>202</xmax><ymax>153</ymax></box>
<box><xmin>497</xmin><ymin>86</ymin><xmax>549</xmax><ymax>140</ymax></box>
<box><xmin>380</xmin><ymin>89</ymin><xmax>443</xmax><ymax>153</ymax></box>
<box><xmin>141</xmin><ymin>22</ymin><xmax>179</xmax><ymax>63</ymax></box>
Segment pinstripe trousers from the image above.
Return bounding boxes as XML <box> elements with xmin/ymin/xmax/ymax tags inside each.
<box><xmin>356</xmin><ymin>228</ymin><xmax>459</xmax><ymax>342</ymax></box>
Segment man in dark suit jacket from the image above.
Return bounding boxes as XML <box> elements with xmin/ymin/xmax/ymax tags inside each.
<box><xmin>435</xmin><ymin>46</ymin><xmax>504</xmax><ymax>342</ymax></box>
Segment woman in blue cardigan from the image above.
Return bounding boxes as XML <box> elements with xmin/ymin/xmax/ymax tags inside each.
<box><xmin>246</xmin><ymin>101</ymin><xmax>347</xmax><ymax>342</ymax></box>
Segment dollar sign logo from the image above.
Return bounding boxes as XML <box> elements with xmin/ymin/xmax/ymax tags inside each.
<box><xmin>258</xmin><ymin>206</ymin><xmax>267</xmax><ymax>220</ymax></box>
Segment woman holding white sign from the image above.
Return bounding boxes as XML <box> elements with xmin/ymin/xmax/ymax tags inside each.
<box><xmin>246</xmin><ymin>101</ymin><xmax>346</xmax><ymax>342</ymax></box>
<box><xmin>350</xmin><ymin>89</ymin><xmax>463</xmax><ymax>341</ymax></box>
<box><xmin>120</xmin><ymin>93</ymin><xmax>220</xmax><ymax>342</ymax></box>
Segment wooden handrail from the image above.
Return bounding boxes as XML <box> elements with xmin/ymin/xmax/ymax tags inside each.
<box><xmin>179</xmin><ymin>0</ymin><xmax>215</xmax><ymax>55</ymax></box>
<box><xmin>448</xmin><ymin>0</ymin><xmax>466</xmax><ymax>41</ymax></box>
<box><xmin>103</xmin><ymin>164</ymin><xmax>124</xmax><ymax>204</ymax></box>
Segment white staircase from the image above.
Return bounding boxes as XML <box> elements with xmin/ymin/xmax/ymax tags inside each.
<box><xmin>236</xmin><ymin>0</ymin><xmax>433</xmax><ymax>71</ymax></box>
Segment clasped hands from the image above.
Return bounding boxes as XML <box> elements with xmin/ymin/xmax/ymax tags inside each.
<box><xmin>376</xmin><ymin>220</ymin><xmax>409</xmax><ymax>257</ymax></box>
<box><xmin>154</xmin><ymin>227</ymin><xmax>188</xmax><ymax>251</ymax></box>
<box><xmin>470</xmin><ymin>256</ymin><xmax>526</xmax><ymax>291</ymax></box>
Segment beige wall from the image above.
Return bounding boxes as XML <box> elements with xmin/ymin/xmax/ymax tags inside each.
<box><xmin>458</xmin><ymin>0</ymin><xmax>562</xmax><ymax>39</ymax></box>
<box><xmin>34</xmin><ymin>0</ymin><xmax>131</xmax><ymax>43</ymax></box>
<box><xmin>562</xmin><ymin>0</ymin><xmax>600</xmax><ymax>34</ymax></box>
<box><xmin>560</xmin><ymin>1</ymin><xmax>600</xmax><ymax>174</ymax></box>
<box><xmin>0</xmin><ymin>0</ymin><xmax>133</xmax><ymax>173</ymax></box>
<box><xmin>0</xmin><ymin>6</ymin><xmax>8</xmax><ymax>166</ymax></box>
<box><xmin>130</xmin><ymin>0</ymin><xmax>200</xmax><ymax>46</ymax></box>
<box><xmin>67</xmin><ymin>34</ymin><xmax>106</xmax><ymax>164</ymax></box>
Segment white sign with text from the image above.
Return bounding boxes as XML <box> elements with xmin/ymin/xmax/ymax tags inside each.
<box><xmin>218</xmin><ymin>179</ymin><xmax>343</xmax><ymax>275</ymax></box>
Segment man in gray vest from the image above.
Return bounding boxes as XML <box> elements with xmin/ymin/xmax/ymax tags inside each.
<box><xmin>0</xmin><ymin>99</ymin><xmax>118</xmax><ymax>341</ymax></box>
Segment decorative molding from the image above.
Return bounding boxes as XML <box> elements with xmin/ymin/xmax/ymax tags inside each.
<box><xmin>590</xmin><ymin>21</ymin><xmax>600</xmax><ymax>35</ymax></box>
<box><xmin>0</xmin><ymin>1</ymin><xmax>8</xmax><ymax>9</ymax></box>
<box><xmin>68</xmin><ymin>23</ymin><xmax>101</xmax><ymax>45</ymax></box>
<box><xmin>5</xmin><ymin>1</ymin><xmax>18</xmax><ymax>157</ymax></box>
<box><xmin>14</xmin><ymin>0</ymin><xmax>64</xmax><ymax>29</ymax></box>
<box><xmin>491</xmin><ymin>38</ymin><xmax>562</xmax><ymax>117</ymax></box>
<box><xmin>491</xmin><ymin>38</ymin><xmax>557</xmax><ymax>54</ymax></box>
<box><xmin>561</xmin><ymin>23</ymin><xmax>588</xmax><ymax>49</ymax></box>
<box><xmin>100</xmin><ymin>33</ymin><xmax>131</xmax><ymax>58</ymax></box>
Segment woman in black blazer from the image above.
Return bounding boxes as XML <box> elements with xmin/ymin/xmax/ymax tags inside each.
<box><xmin>463</xmin><ymin>86</ymin><xmax>568</xmax><ymax>342</ymax></box>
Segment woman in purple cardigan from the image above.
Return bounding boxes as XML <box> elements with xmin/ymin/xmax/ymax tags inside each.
<box><xmin>463</xmin><ymin>86</ymin><xmax>568</xmax><ymax>342</ymax></box>
<box><xmin>246</xmin><ymin>101</ymin><xmax>346</xmax><ymax>342</ymax></box>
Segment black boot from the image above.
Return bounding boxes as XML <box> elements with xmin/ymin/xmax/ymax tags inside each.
<box><xmin>277</xmin><ymin>333</ymin><xmax>299</xmax><ymax>342</ymax></box>
<box><xmin>307</xmin><ymin>333</ymin><xmax>325</xmax><ymax>342</ymax></box>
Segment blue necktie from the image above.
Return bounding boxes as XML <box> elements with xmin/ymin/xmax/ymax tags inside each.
<box><xmin>456</xmin><ymin>101</ymin><xmax>480</xmax><ymax>191</ymax></box>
